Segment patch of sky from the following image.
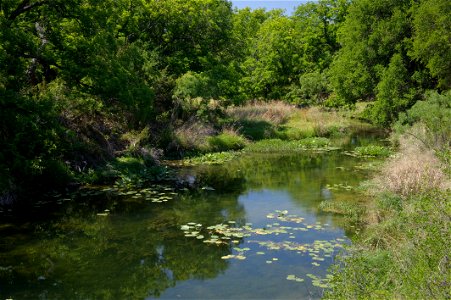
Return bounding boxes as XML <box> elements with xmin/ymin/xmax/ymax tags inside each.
<box><xmin>231</xmin><ymin>1</ymin><xmax>309</xmax><ymax>15</ymax></box>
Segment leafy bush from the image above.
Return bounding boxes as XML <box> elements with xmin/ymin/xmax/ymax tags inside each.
<box><xmin>395</xmin><ymin>90</ymin><xmax>451</xmax><ymax>151</ymax></box>
<box><xmin>299</xmin><ymin>71</ymin><xmax>330</xmax><ymax>104</ymax></box>
<box><xmin>298</xmin><ymin>137</ymin><xmax>330</xmax><ymax>148</ymax></box>
<box><xmin>173</xmin><ymin>71</ymin><xmax>215</xmax><ymax>101</ymax></box>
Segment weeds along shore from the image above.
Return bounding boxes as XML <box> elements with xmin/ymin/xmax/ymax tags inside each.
<box><xmin>325</xmin><ymin>91</ymin><xmax>450</xmax><ymax>299</ymax></box>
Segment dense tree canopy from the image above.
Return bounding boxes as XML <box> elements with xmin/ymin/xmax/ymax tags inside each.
<box><xmin>1</xmin><ymin>0</ymin><xmax>450</xmax><ymax>196</ymax></box>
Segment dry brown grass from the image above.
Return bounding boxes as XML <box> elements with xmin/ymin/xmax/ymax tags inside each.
<box><xmin>377</xmin><ymin>137</ymin><xmax>449</xmax><ymax>198</ymax></box>
<box><xmin>226</xmin><ymin>101</ymin><xmax>295</xmax><ymax>125</ymax></box>
<box><xmin>174</xmin><ymin>120</ymin><xmax>216</xmax><ymax>151</ymax></box>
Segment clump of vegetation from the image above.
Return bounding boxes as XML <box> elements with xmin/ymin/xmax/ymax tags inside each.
<box><xmin>181</xmin><ymin>151</ymin><xmax>240</xmax><ymax>166</ymax></box>
<box><xmin>206</xmin><ymin>129</ymin><xmax>247</xmax><ymax>152</ymax></box>
<box><xmin>226</xmin><ymin>101</ymin><xmax>294</xmax><ymax>140</ymax></box>
<box><xmin>378</xmin><ymin>149</ymin><xmax>447</xmax><ymax>198</ymax></box>
<box><xmin>226</xmin><ymin>101</ymin><xmax>294</xmax><ymax>125</ymax></box>
<box><xmin>245</xmin><ymin>137</ymin><xmax>335</xmax><ymax>153</ymax></box>
<box><xmin>173</xmin><ymin>120</ymin><xmax>216</xmax><ymax>152</ymax></box>
<box><xmin>353</xmin><ymin>145</ymin><xmax>392</xmax><ymax>157</ymax></box>
<box><xmin>276</xmin><ymin>106</ymin><xmax>370</xmax><ymax>140</ymax></box>
<box><xmin>96</xmin><ymin>156</ymin><xmax>168</xmax><ymax>187</ymax></box>
<box><xmin>319</xmin><ymin>201</ymin><xmax>365</xmax><ymax>224</ymax></box>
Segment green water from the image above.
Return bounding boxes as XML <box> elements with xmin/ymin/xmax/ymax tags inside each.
<box><xmin>0</xmin><ymin>138</ymin><xmax>384</xmax><ymax>299</ymax></box>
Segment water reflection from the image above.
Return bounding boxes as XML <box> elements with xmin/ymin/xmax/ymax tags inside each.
<box><xmin>1</xmin><ymin>148</ymin><xmax>379</xmax><ymax>299</ymax></box>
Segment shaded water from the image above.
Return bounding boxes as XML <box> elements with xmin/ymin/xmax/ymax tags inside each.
<box><xmin>0</xmin><ymin>135</ymin><xmax>384</xmax><ymax>299</ymax></box>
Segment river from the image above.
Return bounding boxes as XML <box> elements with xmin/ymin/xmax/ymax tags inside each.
<box><xmin>0</xmin><ymin>134</ymin><xmax>384</xmax><ymax>299</ymax></box>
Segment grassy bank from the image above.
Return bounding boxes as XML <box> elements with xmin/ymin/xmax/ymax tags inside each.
<box><xmin>325</xmin><ymin>93</ymin><xmax>451</xmax><ymax>299</ymax></box>
<box><xmin>226</xmin><ymin>102</ymin><xmax>372</xmax><ymax>141</ymax></box>
<box><xmin>168</xmin><ymin>101</ymin><xmax>379</xmax><ymax>166</ymax></box>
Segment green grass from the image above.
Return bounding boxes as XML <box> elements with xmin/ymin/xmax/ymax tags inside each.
<box><xmin>353</xmin><ymin>145</ymin><xmax>392</xmax><ymax>157</ymax></box>
<box><xmin>227</xmin><ymin>103</ymin><xmax>376</xmax><ymax>142</ymax></box>
<box><xmin>244</xmin><ymin>137</ymin><xmax>336</xmax><ymax>153</ymax></box>
<box><xmin>319</xmin><ymin>200</ymin><xmax>365</xmax><ymax>224</ymax></box>
<box><xmin>206</xmin><ymin>131</ymin><xmax>247</xmax><ymax>152</ymax></box>
<box><xmin>236</xmin><ymin>119</ymin><xmax>276</xmax><ymax>140</ymax></box>
<box><xmin>326</xmin><ymin>190</ymin><xmax>450</xmax><ymax>299</ymax></box>
<box><xmin>181</xmin><ymin>151</ymin><xmax>240</xmax><ymax>166</ymax></box>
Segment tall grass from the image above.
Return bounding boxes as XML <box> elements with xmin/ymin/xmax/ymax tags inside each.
<box><xmin>174</xmin><ymin>120</ymin><xmax>216</xmax><ymax>151</ymax></box>
<box><xmin>226</xmin><ymin>101</ymin><xmax>294</xmax><ymax>125</ymax></box>
<box><xmin>278</xmin><ymin>106</ymin><xmax>373</xmax><ymax>140</ymax></box>
<box><xmin>227</xmin><ymin>102</ymin><xmax>375</xmax><ymax>141</ymax></box>
<box><xmin>327</xmin><ymin>133</ymin><xmax>450</xmax><ymax>299</ymax></box>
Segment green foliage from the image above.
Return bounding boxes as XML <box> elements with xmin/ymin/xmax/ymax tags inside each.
<box><xmin>327</xmin><ymin>191</ymin><xmax>450</xmax><ymax>299</ymax></box>
<box><xmin>0</xmin><ymin>89</ymin><xmax>69</xmax><ymax>192</ymax></box>
<box><xmin>207</xmin><ymin>132</ymin><xmax>247</xmax><ymax>152</ymax></box>
<box><xmin>366</xmin><ymin>53</ymin><xmax>418</xmax><ymax>125</ymax></box>
<box><xmin>328</xmin><ymin>0</ymin><xmax>413</xmax><ymax>105</ymax></box>
<box><xmin>245</xmin><ymin>138</ymin><xmax>333</xmax><ymax>153</ymax></box>
<box><xmin>183</xmin><ymin>151</ymin><xmax>240</xmax><ymax>166</ymax></box>
<box><xmin>174</xmin><ymin>71</ymin><xmax>215</xmax><ymax>100</ymax></box>
<box><xmin>99</xmin><ymin>156</ymin><xmax>165</xmax><ymax>187</ymax></box>
<box><xmin>326</xmin><ymin>0</ymin><xmax>450</xmax><ymax>126</ymax></box>
<box><xmin>411</xmin><ymin>0</ymin><xmax>451</xmax><ymax>89</ymax></box>
<box><xmin>395</xmin><ymin>90</ymin><xmax>451</xmax><ymax>151</ymax></box>
<box><xmin>140</xmin><ymin>0</ymin><xmax>234</xmax><ymax>75</ymax></box>
<box><xmin>353</xmin><ymin>145</ymin><xmax>391</xmax><ymax>157</ymax></box>
<box><xmin>299</xmin><ymin>71</ymin><xmax>330</xmax><ymax>104</ymax></box>
<box><xmin>238</xmin><ymin>0</ymin><xmax>347</xmax><ymax>100</ymax></box>
<box><xmin>240</xmin><ymin>14</ymin><xmax>297</xmax><ymax>99</ymax></box>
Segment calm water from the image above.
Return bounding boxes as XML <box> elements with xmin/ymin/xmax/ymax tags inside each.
<box><xmin>0</xmin><ymin>136</ymin><xmax>383</xmax><ymax>299</ymax></box>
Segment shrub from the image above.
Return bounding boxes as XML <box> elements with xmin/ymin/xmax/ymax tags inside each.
<box><xmin>173</xmin><ymin>71</ymin><xmax>214</xmax><ymax>101</ymax></box>
<box><xmin>395</xmin><ymin>90</ymin><xmax>451</xmax><ymax>151</ymax></box>
<box><xmin>299</xmin><ymin>71</ymin><xmax>330</xmax><ymax>104</ymax></box>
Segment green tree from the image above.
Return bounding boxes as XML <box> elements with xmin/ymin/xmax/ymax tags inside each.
<box><xmin>369</xmin><ymin>53</ymin><xmax>417</xmax><ymax>125</ymax></box>
<box><xmin>328</xmin><ymin>0</ymin><xmax>413</xmax><ymax>104</ymax></box>
<box><xmin>139</xmin><ymin>0</ymin><xmax>233</xmax><ymax>76</ymax></box>
<box><xmin>240</xmin><ymin>12</ymin><xmax>299</xmax><ymax>99</ymax></box>
<box><xmin>411</xmin><ymin>0</ymin><xmax>451</xmax><ymax>89</ymax></box>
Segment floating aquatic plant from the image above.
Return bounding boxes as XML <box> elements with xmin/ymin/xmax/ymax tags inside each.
<box><xmin>286</xmin><ymin>274</ymin><xmax>305</xmax><ymax>282</ymax></box>
<box><xmin>179</xmin><ymin>209</ymin><xmax>346</xmax><ymax>291</ymax></box>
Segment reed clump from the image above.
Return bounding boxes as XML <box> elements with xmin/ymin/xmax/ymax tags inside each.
<box><xmin>376</xmin><ymin>136</ymin><xmax>448</xmax><ymax>198</ymax></box>
<box><xmin>226</xmin><ymin>101</ymin><xmax>294</xmax><ymax>125</ymax></box>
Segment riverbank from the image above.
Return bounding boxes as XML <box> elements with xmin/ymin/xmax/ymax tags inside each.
<box><xmin>325</xmin><ymin>93</ymin><xmax>450</xmax><ymax>299</ymax></box>
<box><xmin>0</xmin><ymin>102</ymin><xmax>380</xmax><ymax>207</ymax></box>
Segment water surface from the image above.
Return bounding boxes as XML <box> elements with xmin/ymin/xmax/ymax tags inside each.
<box><xmin>0</xmin><ymin>139</ymin><xmax>382</xmax><ymax>299</ymax></box>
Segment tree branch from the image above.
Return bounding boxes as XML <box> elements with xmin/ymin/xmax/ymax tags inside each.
<box><xmin>8</xmin><ymin>0</ymin><xmax>47</xmax><ymax>21</ymax></box>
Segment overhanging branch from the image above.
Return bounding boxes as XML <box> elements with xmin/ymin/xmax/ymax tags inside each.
<box><xmin>8</xmin><ymin>0</ymin><xmax>47</xmax><ymax>21</ymax></box>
